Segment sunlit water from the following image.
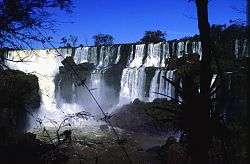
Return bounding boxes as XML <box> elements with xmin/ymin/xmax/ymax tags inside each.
<box><xmin>6</xmin><ymin>41</ymin><xmax>235</xmax><ymax>132</ymax></box>
<box><xmin>5</xmin><ymin>48</ymin><xmax>96</xmax><ymax>129</ymax></box>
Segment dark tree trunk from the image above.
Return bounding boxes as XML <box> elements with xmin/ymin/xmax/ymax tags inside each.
<box><xmin>189</xmin><ymin>0</ymin><xmax>212</xmax><ymax>164</ymax></box>
<box><xmin>247</xmin><ymin>0</ymin><xmax>250</xmax><ymax>163</ymax></box>
<box><xmin>195</xmin><ymin>1</ymin><xmax>212</xmax><ymax>93</ymax></box>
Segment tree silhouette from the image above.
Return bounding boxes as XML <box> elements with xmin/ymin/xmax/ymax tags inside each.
<box><xmin>186</xmin><ymin>1</ymin><xmax>212</xmax><ymax>163</ymax></box>
<box><xmin>0</xmin><ymin>0</ymin><xmax>72</xmax><ymax>69</ymax></box>
<box><xmin>0</xmin><ymin>0</ymin><xmax>72</xmax><ymax>49</ymax></box>
<box><xmin>60</xmin><ymin>35</ymin><xmax>78</xmax><ymax>47</ymax></box>
<box><xmin>92</xmin><ymin>33</ymin><xmax>114</xmax><ymax>46</ymax></box>
<box><xmin>246</xmin><ymin>0</ymin><xmax>250</xmax><ymax>162</ymax></box>
<box><xmin>139</xmin><ymin>30</ymin><xmax>166</xmax><ymax>44</ymax></box>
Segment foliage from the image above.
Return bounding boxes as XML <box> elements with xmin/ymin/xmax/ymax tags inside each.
<box><xmin>92</xmin><ymin>33</ymin><xmax>114</xmax><ymax>46</ymax></box>
<box><xmin>164</xmin><ymin>51</ymin><xmax>247</xmax><ymax>163</ymax></box>
<box><xmin>139</xmin><ymin>30</ymin><xmax>166</xmax><ymax>44</ymax></box>
<box><xmin>211</xmin><ymin>24</ymin><xmax>246</xmax><ymax>40</ymax></box>
<box><xmin>164</xmin><ymin>46</ymin><xmax>247</xmax><ymax>163</ymax></box>
<box><xmin>0</xmin><ymin>0</ymin><xmax>72</xmax><ymax>49</ymax></box>
<box><xmin>60</xmin><ymin>35</ymin><xmax>78</xmax><ymax>47</ymax></box>
<box><xmin>0</xmin><ymin>69</ymin><xmax>41</xmax><ymax>132</ymax></box>
<box><xmin>177</xmin><ymin>34</ymin><xmax>200</xmax><ymax>42</ymax></box>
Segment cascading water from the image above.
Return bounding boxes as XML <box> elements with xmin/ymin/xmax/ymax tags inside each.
<box><xmin>145</xmin><ymin>42</ymin><xmax>166</xmax><ymax>67</ymax></box>
<box><xmin>234</xmin><ymin>39</ymin><xmax>247</xmax><ymax>58</ymax></box>
<box><xmin>128</xmin><ymin>44</ymin><xmax>145</xmax><ymax>67</ymax></box>
<box><xmin>149</xmin><ymin>70</ymin><xmax>175</xmax><ymax>101</ymax></box>
<box><xmin>74</xmin><ymin>47</ymin><xmax>89</xmax><ymax>63</ymax></box>
<box><xmin>97</xmin><ymin>45</ymin><xmax>118</xmax><ymax>68</ymax></box>
<box><xmin>119</xmin><ymin>42</ymin><xmax>177</xmax><ymax>104</ymax></box>
<box><xmin>119</xmin><ymin>67</ymin><xmax>146</xmax><ymax>104</ymax></box>
<box><xmin>149</xmin><ymin>69</ymin><xmax>161</xmax><ymax>101</ymax></box>
<box><xmin>192</xmin><ymin>41</ymin><xmax>202</xmax><ymax>59</ymax></box>
<box><xmin>177</xmin><ymin>42</ymin><xmax>185</xmax><ymax>58</ymax></box>
<box><xmin>5</xmin><ymin>49</ymin><xmax>85</xmax><ymax>127</ymax></box>
<box><xmin>5</xmin><ymin>39</ymin><xmax>245</xmax><ymax>129</ymax></box>
<box><xmin>115</xmin><ymin>45</ymin><xmax>121</xmax><ymax>64</ymax></box>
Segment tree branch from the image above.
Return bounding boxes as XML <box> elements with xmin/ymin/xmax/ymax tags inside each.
<box><xmin>152</xmin><ymin>91</ymin><xmax>183</xmax><ymax>103</ymax></box>
<box><xmin>162</xmin><ymin>75</ymin><xmax>183</xmax><ymax>97</ymax></box>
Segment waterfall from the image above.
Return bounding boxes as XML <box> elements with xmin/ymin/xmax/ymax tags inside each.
<box><xmin>119</xmin><ymin>42</ymin><xmax>178</xmax><ymax>103</ymax></box>
<box><xmin>177</xmin><ymin>42</ymin><xmax>185</xmax><ymax>58</ymax></box>
<box><xmin>145</xmin><ymin>42</ymin><xmax>163</xmax><ymax>67</ymax></box>
<box><xmin>149</xmin><ymin>70</ymin><xmax>175</xmax><ymax>101</ymax></box>
<box><xmin>149</xmin><ymin>70</ymin><xmax>161</xmax><ymax>101</ymax></box>
<box><xmin>88</xmin><ymin>47</ymin><xmax>98</xmax><ymax>64</ymax></box>
<box><xmin>5</xmin><ymin>39</ymin><xmax>245</xmax><ymax>127</ymax></box>
<box><xmin>98</xmin><ymin>46</ymin><xmax>105</xmax><ymax>67</ymax></box>
<box><xmin>115</xmin><ymin>45</ymin><xmax>121</xmax><ymax>64</ymax></box>
<box><xmin>161</xmin><ymin>42</ymin><xmax>170</xmax><ymax>67</ymax></box>
<box><xmin>5</xmin><ymin>49</ymin><xmax>86</xmax><ymax>127</ymax></box>
<box><xmin>192</xmin><ymin>41</ymin><xmax>202</xmax><ymax>59</ymax></box>
<box><xmin>235</xmin><ymin>39</ymin><xmax>239</xmax><ymax>58</ymax></box>
<box><xmin>118</xmin><ymin>44</ymin><xmax>148</xmax><ymax>104</ymax></box>
<box><xmin>127</xmin><ymin>45</ymin><xmax>135</xmax><ymax>65</ymax></box>
<box><xmin>98</xmin><ymin>45</ymin><xmax>118</xmax><ymax>68</ymax></box>
<box><xmin>128</xmin><ymin>44</ymin><xmax>145</xmax><ymax>67</ymax></box>
<box><xmin>75</xmin><ymin>46</ymin><xmax>99</xmax><ymax>65</ymax></box>
<box><xmin>75</xmin><ymin>47</ymin><xmax>89</xmax><ymax>64</ymax></box>
<box><xmin>243</xmin><ymin>40</ymin><xmax>247</xmax><ymax>57</ymax></box>
<box><xmin>119</xmin><ymin>67</ymin><xmax>146</xmax><ymax>104</ymax></box>
<box><xmin>72</xmin><ymin>70</ymin><xmax>106</xmax><ymax>114</ymax></box>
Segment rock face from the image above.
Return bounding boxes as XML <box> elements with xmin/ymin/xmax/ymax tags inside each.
<box><xmin>109</xmin><ymin>99</ymin><xmax>180</xmax><ymax>134</ymax></box>
<box><xmin>0</xmin><ymin>69</ymin><xmax>41</xmax><ymax>133</ymax></box>
<box><xmin>55</xmin><ymin>56</ymin><xmax>95</xmax><ymax>103</ymax></box>
<box><xmin>55</xmin><ymin>56</ymin><xmax>126</xmax><ymax>111</ymax></box>
<box><xmin>102</xmin><ymin>64</ymin><xmax>124</xmax><ymax>106</ymax></box>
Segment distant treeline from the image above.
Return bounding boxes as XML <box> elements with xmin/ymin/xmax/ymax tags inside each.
<box><xmin>174</xmin><ymin>23</ymin><xmax>246</xmax><ymax>42</ymax></box>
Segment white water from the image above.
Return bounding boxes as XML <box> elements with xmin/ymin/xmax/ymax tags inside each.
<box><xmin>119</xmin><ymin>67</ymin><xmax>146</xmax><ymax>104</ymax></box>
<box><xmin>119</xmin><ymin>42</ymin><xmax>178</xmax><ymax>104</ymax></box>
<box><xmin>115</xmin><ymin>45</ymin><xmax>121</xmax><ymax>64</ymax></box>
<box><xmin>5</xmin><ymin>46</ymin><xmax>124</xmax><ymax>128</ymax></box>
<box><xmin>74</xmin><ymin>47</ymin><xmax>89</xmax><ymax>64</ymax></box>
<box><xmin>128</xmin><ymin>44</ymin><xmax>145</xmax><ymax>67</ymax></box>
<box><xmin>149</xmin><ymin>70</ymin><xmax>175</xmax><ymax>101</ymax></box>
<box><xmin>235</xmin><ymin>39</ymin><xmax>248</xmax><ymax>58</ymax></box>
<box><xmin>5</xmin><ymin>49</ymin><xmax>88</xmax><ymax>127</ymax></box>
<box><xmin>5</xmin><ymin>40</ymin><xmax>243</xmax><ymax>129</ymax></box>
<box><xmin>145</xmin><ymin>42</ymin><xmax>167</xmax><ymax>67</ymax></box>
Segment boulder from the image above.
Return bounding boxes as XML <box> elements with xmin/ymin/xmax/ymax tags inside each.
<box><xmin>109</xmin><ymin>99</ymin><xmax>180</xmax><ymax>134</ymax></box>
<box><xmin>146</xmin><ymin>136</ymin><xmax>187</xmax><ymax>164</ymax></box>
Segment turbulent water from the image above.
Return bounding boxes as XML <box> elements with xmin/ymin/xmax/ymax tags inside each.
<box><xmin>5</xmin><ymin>40</ymin><xmax>247</xmax><ymax>128</ymax></box>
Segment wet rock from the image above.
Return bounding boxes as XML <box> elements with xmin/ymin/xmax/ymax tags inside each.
<box><xmin>146</xmin><ymin>136</ymin><xmax>187</xmax><ymax>164</ymax></box>
<box><xmin>100</xmin><ymin>124</ymin><xmax>109</xmax><ymax>132</ymax></box>
<box><xmin>56</xmin><ymin>56</ymin><xmax>94</xmax><ymax>103</ymax></box>
<box><xmin>133</xmin><ymin>98</ymin><xmax>143</xmax><ymax>105</ymax></box>
<box><xmin>61</xmin><ymin>130</ymin><xmax>72</xmax><ymax>143</ymax></box>
<box><xmin>102</xmin><ymin>64</ymin><xmax>124</xmax><ymax>107</ymax></box>
<box><xmin>109</xmin><ymin>99</ymin><xmax>180</xmax><ymax>134</ymax></box>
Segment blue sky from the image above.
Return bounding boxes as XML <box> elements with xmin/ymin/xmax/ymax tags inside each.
<box><xmin>46</xmin><ymin>0</ymin><xmax>246</xmax><ymax>47</ymax></box>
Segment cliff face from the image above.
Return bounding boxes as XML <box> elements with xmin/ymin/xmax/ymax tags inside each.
<box><xmin>55</xmin><ymin>56</ymin><xmax>95</xmax><ymax>104</ymax></box>
<box><xmin>0</xmin><ymin>70</ymin><xmax>41</xmax><ymax>133</ymax></box>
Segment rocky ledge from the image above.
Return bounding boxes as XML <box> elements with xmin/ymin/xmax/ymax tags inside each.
<box><xmin>109</xmin><ymin>98</ymin><xmax>181</xmax><ymax>135</ymax></box>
